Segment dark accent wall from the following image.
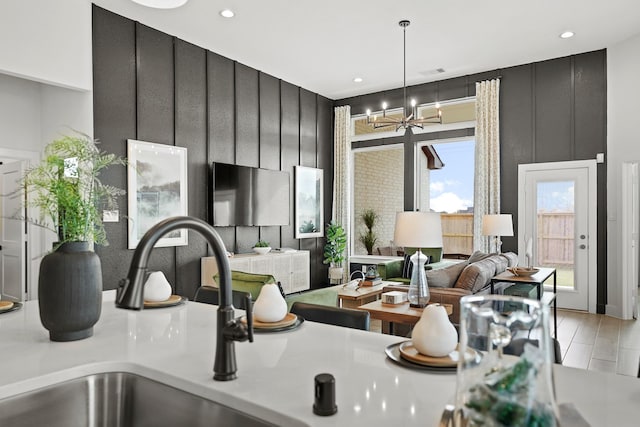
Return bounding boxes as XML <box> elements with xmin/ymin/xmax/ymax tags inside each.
<box><xmin>92</xmin><ymin>6</ymin><xmax>333</xmax><ymax>298</ymax></box>
<box><xmin>337</xmin><ymin>50</ymin><xmax>607</xmax><ymax>313</ymax></box>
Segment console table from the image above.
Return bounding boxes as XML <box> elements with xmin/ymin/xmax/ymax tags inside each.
<box><xmin>201</xmin><ymin>250</ymin><xmax>310</xmax><ymax>294</ymax></box>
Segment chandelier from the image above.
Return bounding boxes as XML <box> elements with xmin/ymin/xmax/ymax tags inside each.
<box><xmin>366</xmin><ymin>20</ymin><xmax>442</xmax><ymax>132</ymax></box>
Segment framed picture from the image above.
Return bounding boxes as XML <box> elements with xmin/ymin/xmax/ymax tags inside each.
<box><xmin>294</xmin><ymin>166</ymin><xmax>323</xmax><ymax>239</ymax></box>
<box><xmin>127</xmin><ymin>140</ymin><xmax>188</xmax><ymax>249</ymax></box>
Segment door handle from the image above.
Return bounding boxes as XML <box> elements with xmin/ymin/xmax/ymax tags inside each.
<box><xmin>579</xmin><ymin>244</ymin><xmax>586</xmax><ymax>249</ymax></box>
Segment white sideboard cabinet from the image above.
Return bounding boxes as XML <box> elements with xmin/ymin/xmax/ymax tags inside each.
<box><xmin>201</xmin><ymin>250</ymin><xmax>310</xmax><ymax>294</ymax></box>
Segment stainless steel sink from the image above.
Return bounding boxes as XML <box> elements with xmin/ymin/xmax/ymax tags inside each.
<box><xmin>0</xmin><ymin>372</ymin><xmax>278</xmax><ymax>427</ymax></box>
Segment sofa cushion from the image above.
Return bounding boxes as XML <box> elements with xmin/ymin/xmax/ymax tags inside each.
<box><xmin>500</xmin><ymin>252</ymin><xmax>519</xmax><ymax>267</ymax></box>
<box><xmin>454</xmin><ymin>258</ymin><xmax>497</xmax><ymax>292</ymax></box>
<box><xmin>426</xmin><ymin>260</ymin><xmax>468</xmax><ymax>288</ymax></box>
<box><xmin>487</xmin><ymin>254</ymin><xmax>509</xmax><ymax>275</ymax></box>
<box><xmin>468</xmin><ymin>250</ymin><xmax>491</xmax><ymax>264</ymax></box>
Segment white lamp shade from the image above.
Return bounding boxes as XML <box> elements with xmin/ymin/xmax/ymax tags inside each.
<box><xmin>394</xmin><ymin>211</ymin><xmax>443</xmax><ymax>248</ymax></box>
<box><xmin>131</xmin><ymin>0</ymin><xmax>189</xmax><ymax>9</ymax></box>
<box><xmin>482</xmin><ymin>214</ymin><xmax>514</xmax><ymax>236</ymax></box>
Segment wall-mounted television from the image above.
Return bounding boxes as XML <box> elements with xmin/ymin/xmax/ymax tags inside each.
<box><xmin>211</xmin><ymin>162</ymin><xmax>290</xmax><ymax>226</ymax></box>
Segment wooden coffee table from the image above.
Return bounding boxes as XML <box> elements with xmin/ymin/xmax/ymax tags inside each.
<box><xmin>358</xmin><ymin>300</ymin><xmax>453</xmax><ymax>335</ymax></box>
<box><xmin>337</xmin><ymin>281</ymin><xmax>403</xmax><ymax>309</ymax></box>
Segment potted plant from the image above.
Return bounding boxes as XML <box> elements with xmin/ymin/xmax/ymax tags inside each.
<box><xmin>358</xmin><ymin>209</ymin><xmax>379</xmax><ymax>255</ymax></box>
<box><xmin>22</xmin><ymin>131</ymin><xmax>125</xmax><ymax>342</ymax></box>
<box><xmin>323</xmin><ymin>221</ymin><xmax>347</xmax><ymax>282</ymax></box>
<box><xmin>253</xmin><ymin>239</ymin><xmax>271</xmax><ymax>255</ymax></box>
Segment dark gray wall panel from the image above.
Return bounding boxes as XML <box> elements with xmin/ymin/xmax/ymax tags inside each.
<box><xmin>235</xmin><ymin>63</ymin><xmax>259</xmax><ymax>167</ymax></box>
<box><xmin>438</xmin><ymin>76</ymin><xmax>468</xmax><ymax>102</ymax></box>
<box><xmin>300</xmin><ymin>89</ymin><xmax>317</xmax><ymax>168</ymax></box>
<box><xmin>208</xmin><ymin>52</ymin><xmax>235</xmax><ymax>164</ymax></box>
<box><xmin>316</xmin><ymin>96</ymin><xmax>333</xmax><ymax>287</ymax></box>
<box><xmin>175</xmin><ymin>39</ymin><xmax>208</xmax><ymax>298</ymax></box>
<box><xmin>92</xmin><ymin>7</ymin><xmax>136</xmax><ymax>290</ymax></box>
<box><xmin>534</xmin><ymin>57</ymin><xmax>572</xmax><ymax>162</ymax></box>
<box><xmin>500</xmin><ymin>64</ymin><xmax>534</xmax><ymax>253</ymax></box>
<box><xmin>574</xmin><ymin>51</ymin><xmax>606</xmax><ymax>160</ymax></box>
<box><xmin>236</xmin><ymin>226</ymin><xmax>259</xmax><ymax>254</ymax></box>
<box><xmin>259</xmin><ymin>73</ymin><xmax>281</xmax><ymax>170</ymax></box>
<box><xmin>135</xmin><ymin>22</ymin><xmax>176</xmax><ymax>285</ymax></box>
<box><xmin>280</xmin><ymin>81</ymin><xmax>300</xmax><ymax>250</ymax></box>
<box><xmin>260</xmin><ymin>227</ymin><xmax>281</xmax><ymax>251</ymax></box>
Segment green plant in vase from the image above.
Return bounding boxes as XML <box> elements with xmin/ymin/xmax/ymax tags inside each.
<box><xmin>253</xmin><ymin>239</ymin><xmax>271</xmax><ymax>255</ymax></box>
<box><xmin>21</xmin><ymin>131</ymin><xmax>125</xmax><ymax>342</ymax></box>
<box><xmin>323</xmin><ymin>221</ymin><xmax>346</xmax><ymax>282</ymax></box>
<box><xmin>358</xmin><ymin>208</ymin><xmax>378</xmax><ymax>255</ymax></box>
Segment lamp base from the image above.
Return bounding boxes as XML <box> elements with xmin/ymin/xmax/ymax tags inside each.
<box><xmin>407</xmin><ymin>249</ymin><xmax>430</xmax><ymax>308</ymax></box>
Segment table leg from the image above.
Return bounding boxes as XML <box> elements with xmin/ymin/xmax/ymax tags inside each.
<box><xmin>389</xmin><ymin>322</ymin><xmax>395</xmax><ymax>335</ymax></box>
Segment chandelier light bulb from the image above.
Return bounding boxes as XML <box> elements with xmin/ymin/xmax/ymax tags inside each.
<box><xmin>382</xmin><ymin>102</ymin><xmax>388</xmax><ymax>110</ymax></box>
<box><xmin>366</xmin><ymin>109</ymin><xmax>371</xmax><ymax>116</ymax></box>
<box><xmin>411</xmin><ymin>99</ymin><xmax>417</xmax><ymax>107</ymax></box>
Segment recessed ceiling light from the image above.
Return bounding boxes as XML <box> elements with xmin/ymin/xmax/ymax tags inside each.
<box><xmin>220</xmin><ymin>9</ymin><xmax>235</xmax><ymax>18</ymax></box>
<box><xmin>131</xmin><ymin>0</ymin><xmax>189</xmax><ymax>9</ymax></box>
<box><xmin>560</xmin><ymin>31</ymin><xmax>575</xmax><ymax>39</ymax></box>
<box><xmin>353</xmin><ymin>77</ymin><xmax>363</xmax><ymax>83</ymax></box>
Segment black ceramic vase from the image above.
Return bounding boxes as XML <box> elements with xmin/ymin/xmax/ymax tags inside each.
<box><xmin>38</xmin><ymin>242</ymin><xmax>102</xmax><ymax>342</ymax></box>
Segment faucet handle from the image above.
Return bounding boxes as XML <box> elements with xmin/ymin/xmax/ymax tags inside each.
<box><xmin>244</xmin><ymin>294</ymin><xmax>254</xmax><ymax>343</ymax></box>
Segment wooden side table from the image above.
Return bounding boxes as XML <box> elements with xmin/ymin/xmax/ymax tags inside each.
<box><xmin>358</xmin><ymin>300</ymin><xmax>453</xmax><ymax>335</ymax></box>
<box><xmin>490</xmin><ymin>267</ymin><xmax>558</xmax><ymax>337</ymax></box>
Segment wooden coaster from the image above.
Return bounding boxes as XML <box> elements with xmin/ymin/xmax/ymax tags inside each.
<box><xmin>243</xmin><ymin>312</ymin><xmax>297</xmax><ymax>329</ymax></box>
<box><xmin>399</xmin><ymin>341</ymin><xmax>474</xmax><ymax>367</ymax></box>
<box><xmin>0</xmin><ymin>301</ymin><xmax>14</xmax><ymax>312</ymax></box>
<box><xmin>143</xmin><ymin>294</ymin><xmax>183</xmax><ymax>308</ymax></box>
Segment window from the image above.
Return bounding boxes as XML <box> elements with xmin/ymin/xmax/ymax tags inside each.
<box><xmin>352</xmin><ymin>146</ymin><xmax>403</xmax><ymax>256</ymax></box>
<box><xmin>417</xmin><ymin>139</ymin><xmax>475</xmax><ymax>256</ymax></box>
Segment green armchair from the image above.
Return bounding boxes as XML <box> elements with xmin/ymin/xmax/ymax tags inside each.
<box><xmin>377</xmin><ymin>247</ymin><xmax>445</xmax><ymax>283</ymax></box>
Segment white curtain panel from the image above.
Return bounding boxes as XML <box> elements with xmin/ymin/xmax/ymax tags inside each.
<box><xmin>333</xmin><ymin>105</ymin><xmax>351</xmax><ymax>280</ymax></box>
<box><xmin>473</xmin><ymin>79</ymin><xmax>501</xmax><ymax>252</ymax></box>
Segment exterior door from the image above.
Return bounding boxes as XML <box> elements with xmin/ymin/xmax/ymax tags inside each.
<box><xmin>0</xmin><ymin>161</ymin><xmax>26</xmax><ymax>302</ymax></box>
<box><xmin>518</xmin><ymin>160</ymin><xmax>597</xmax><ymax>312</ymax></box>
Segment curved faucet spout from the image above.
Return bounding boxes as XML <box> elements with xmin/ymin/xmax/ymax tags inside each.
<box><xmin>115</xmin><ymin>216</ymin><xmax>251</xmax><ymax>381</ymax></box>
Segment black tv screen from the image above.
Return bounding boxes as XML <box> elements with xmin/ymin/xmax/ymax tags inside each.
<box><xmin>212</xmin><ymin>162</ymin><xmax>290</xmax><ymax>226</ymax></box>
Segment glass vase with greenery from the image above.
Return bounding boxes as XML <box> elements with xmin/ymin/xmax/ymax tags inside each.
<box><xmin>22</xmin><ymin>132</ymin><xmax>126</xmax><ymax>246</ymax></box>
<box><xmin>358</xmin><ymin>209</ymin><xmax>379</xmax><ymax>255</ymax></box>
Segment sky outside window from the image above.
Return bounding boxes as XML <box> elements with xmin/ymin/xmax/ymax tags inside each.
<box><xmin>429</xmin><ymin>140</ymin><xmax>475</xmax><ymax>213</ymax></box>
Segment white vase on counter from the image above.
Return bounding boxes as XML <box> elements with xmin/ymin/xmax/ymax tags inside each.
<box><xmin>253</xmin><ymin>283</ymin><xmax>287</xmax><ymax>323</ymax></box>
<box><xmin>144</xmin><ymin>271</ymin><xmax>172</xmax><ymax>302</ymax></box>
<box><xmin>411</xmin><ymin>304</ymin><xmax>458</xmax><ymax>357</ymax></box>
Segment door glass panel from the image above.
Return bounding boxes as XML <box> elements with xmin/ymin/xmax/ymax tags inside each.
<box><xmin>536</xmin><ymin>180</ymin><xmax>575</xmax><ymax>289</ymax></box>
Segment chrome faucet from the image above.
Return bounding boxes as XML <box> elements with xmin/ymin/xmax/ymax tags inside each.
<box><xmin>115</xmin><ymin>216</ymin><xmax>253</xmax><ymax>381</ymax></box>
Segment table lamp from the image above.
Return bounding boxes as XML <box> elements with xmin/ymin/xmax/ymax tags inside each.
<box><xmin>393</xmin><ymin>211</ymin><xmax>443</xmax><ymax>308</ymax></box>
<box><xmin>482</xmin><ymin>214</ymin><xmax>513</xmax><ymax>254</ymax></box>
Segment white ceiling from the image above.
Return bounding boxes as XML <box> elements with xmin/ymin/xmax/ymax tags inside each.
<box><xmin>92</xmin><ymin>0</ymin><xmax>640</xmax><ymax>100</ymax></box>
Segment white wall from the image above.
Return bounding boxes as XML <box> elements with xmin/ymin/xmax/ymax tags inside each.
<box><xmin>0</xmin><ymin>0</ymin><xmax>92</xmax><ymax>91</ymax></box>
<box><xmin>606</xmin><ymin>32</ymin><xmax>640</xmax><ymax>318</ymax></box>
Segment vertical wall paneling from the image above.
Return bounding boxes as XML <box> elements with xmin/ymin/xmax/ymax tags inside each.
<box><xmin>280</xmin><ymin>81</ymin><xmax>301</xmax><ymax>250</ymax></box>
<box><xmin>316</xmin><ymin>96</ymin><xmax>334</xmax><ymax>286</ymax></box>
<box><xmin>207</xmin><ymin>52</ymin><xmax>235</xmax><ymax>165</ymax></box>
<box><xmin>174</xmin><ymin>39</ymin><xmax>208</xmax><ymax>298</ymax></box>
<box><xmin>299</xmin><ymin>89</ymin><xmax>318</xmax><ymax>285</ymax></box>
<box><xmin>259</xmin><ymin>72</ymin><xmax>282</xmax><ymax>249</ymax></box>
<box><xmin>93</xmin><ymin>5</ymin><xmax>333</xmax><ymax>291</ymax></box>
<box><xmin>92</xmin><ymin>7</ymin><xmax>137</xmax><ymax>289</ymax></box>
<box><xmin>533</xmin><ymin>57</ymin><xmax>572</xmax><ymax>162</ymax></box>
<box><xmin>135</xmin><ymin>22</ymin><xmax>177</xmax><ymax>285</ymax></box>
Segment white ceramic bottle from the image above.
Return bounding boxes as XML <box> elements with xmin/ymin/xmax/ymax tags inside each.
<box><xmin>253</xmin><ymin>283</ymin><xmax>287</xmax><ymax>323</ymax></box>
<box><xmin>143</xmin><ymin>271</ymin><xmax>172</xmax><ymax>302</ymax></box>
<box><xmin>411</xmin><ymin>304</ymin><xmax>458</xmax><ymax>357</ymax></box>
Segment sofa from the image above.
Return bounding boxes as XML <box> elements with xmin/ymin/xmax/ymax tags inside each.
<box><xmin>206</xmin><ymin>270</ymin><xmax>339</xmax><ymax>310</ymax></box>
<box><xmin>377</xmin><ymin>247</ymin><xmax>460</xmax><ymax>284</ymax></box>
<box><xmin>382</xmin><ymin>251</ymin><xmax>519</xmax><ymax>324</ymax></box>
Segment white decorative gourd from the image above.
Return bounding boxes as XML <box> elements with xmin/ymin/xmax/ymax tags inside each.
<box><xmin>253</xmin><ymin>283</ymin><xmax>287</xmax><ymax>322</ymax></box>
<box><xmin>143</xmin><ymin>271</ymin><xmax>172</xmax><ymax>302</ymax></box>
<box><xmin>411</xmin><ymin>304</ymin><xmax>458</xmax><ymax>357</ymax></box>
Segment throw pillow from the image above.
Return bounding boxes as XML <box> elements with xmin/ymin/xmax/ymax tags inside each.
<box><xmin>468</xmin><ymin>250</ymin><xmax>490</xmax><ymax>264</ymax></box>
<box><xmin>426</xmin><ymin>260</ymin><xmax>469</xmax><ymax>288</ymax></box>
<box><xmin>500</xmin><ymin>252</ymin><xmax>519</xmax><ymax>267</ymax></box>
<box><xmin>454</xmin><ymin>258</ymin><xmax>497</xmax><ymax>292</ymax></box>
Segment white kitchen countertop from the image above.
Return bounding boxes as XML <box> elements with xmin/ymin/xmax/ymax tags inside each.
<box><xmin>0</xmin><ymin>297</ymin><xmax>639</xmax><ymax>426</ymax></box>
